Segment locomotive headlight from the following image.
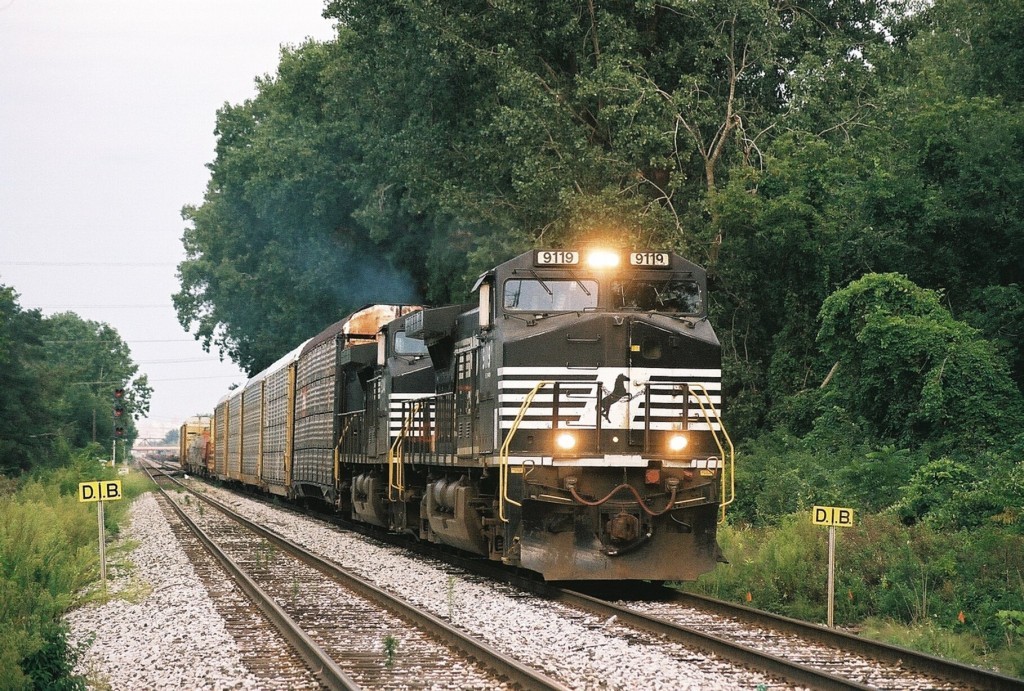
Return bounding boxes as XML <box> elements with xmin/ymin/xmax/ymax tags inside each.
<box><xmin>586</xmin><ymin>248</ymin><xmax>620</xmax><ymax>269</ymax></box>
<box><xmin>555</xmin><ymin>432</ymin><xmax>577</xmax><ymax>451</ymax></box>
<box><xmin>669</xmin><ymin>434</ymin><xmax>689</xmax><ymax>452</ymax></box>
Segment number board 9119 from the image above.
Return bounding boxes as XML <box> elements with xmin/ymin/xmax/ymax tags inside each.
<box><xmin>630</xmin><ymin>252</ymin><xmax>670</xmax><ymax>267</ymax></box>
<box><xmin>535</xmin><ymin>250</ymin><xmax>580</xmax><ymax>266</ymax></box>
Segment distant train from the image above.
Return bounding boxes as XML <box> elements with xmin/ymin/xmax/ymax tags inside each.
<box><xmin>181</xmin><ymin>248</ymin><xmax>734</xmax><ymax>581</ymax></box>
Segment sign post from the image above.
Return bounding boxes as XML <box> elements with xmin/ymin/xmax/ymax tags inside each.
<box><xmin>79</xmin><ymin>480</ymin><xmax>124</xmax><ymax>590</ymax></box>
<box><xmin>812</xmin><ymin>505</ymin><xmax>855</xmax><ymax>627</ymax></box>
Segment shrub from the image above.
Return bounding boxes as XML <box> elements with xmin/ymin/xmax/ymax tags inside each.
<box><xmin>0</xmin><ymin>449</ymin><xmax>143</xmax><ymax>688</ymax></box>
<box><xmin>692</xmin><ymin>513</ymin><xmax>1024</xmax><ymax>666</ymax></box>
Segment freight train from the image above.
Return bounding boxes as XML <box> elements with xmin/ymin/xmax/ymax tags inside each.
<box><xmin>180</xmin><ymin>248</ymin><xmax>734</xmax><ymax>581</ymax></box>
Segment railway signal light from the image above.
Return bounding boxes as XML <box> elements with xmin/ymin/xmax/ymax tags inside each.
<box><xmin>113</xmin><ymin>388</ymin><xmax>126</xmax><ymax>439</ymax></box>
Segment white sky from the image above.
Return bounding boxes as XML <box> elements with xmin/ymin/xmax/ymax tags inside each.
<box><xmin>0</xmin><ymin>0</ymin><xmax>336</xmax><ymax>439</ymax></box>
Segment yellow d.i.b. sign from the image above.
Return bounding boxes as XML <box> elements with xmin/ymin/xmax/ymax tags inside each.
<box><xmin>78</xmin><ymin>480</ymin><xmax>123</xmax><ymax>503</ymax></box>
<box><xmin>812</xmin><ymin>505</ymin><xmax>855</xmax><ymax>527</ymax></box>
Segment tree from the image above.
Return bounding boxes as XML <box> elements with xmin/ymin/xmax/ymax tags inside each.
<box><xmin>326</xmin><ymin>0</ymin><xmax>900</xmax><ymax>280</ymax></box>
<box><xmin>0</xmin><ymin>286</ymin><xmax>150</xmax><ymax>475</ymax></box>
<box><xmin>174</xmin><ymin>41</ymin><xmax>418</xmax><ymax>374</ymax></box>
<box><xmin>816</xmin><ymin>273</ymin><xmax>1024</xmax><ymax>451</ymax></box>
<box><xmin>0</xmin><ymin>285</ymin><xmax>55</xmax><ymax>474</ymax></box>
<box><xmin>40</xmin><ymin>313</ymin><xmax>152</xmax><ymax>447</ymax></box>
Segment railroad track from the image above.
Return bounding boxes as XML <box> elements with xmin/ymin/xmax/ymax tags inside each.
<box><xmin>149</xmin><ymin>466</ymin><xmax>1023</xmax><ymax>690</ymax></box>
<box><xmin>144</xmin><ymin>464</ymin><xmax>566</xmax><ymax>690</ymax></box>
<box><xmin>550</xmin><ymin>585</ymin><xmax>1024</xmax><ymax>691</ymax></box>
<box><xmin>151</xmin><ymin>481</ymin><xmax>324</xmax><ymax>689</ymax></box>
<box><xmin>624</xmin><ymin>587</ymin><xmax>1023</xmax><ymax>690</ymax></box>
<box><xmin>309</xmin><ymin>491</ymin><xmax>1021</xmax><ymax>690</ymax></box>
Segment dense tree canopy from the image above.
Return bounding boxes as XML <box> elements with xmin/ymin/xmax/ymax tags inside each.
<box><xmin>816</xmin><ymin>273</ymin><xmax>1023</xmax><ymax>451</ymax></box>
<box><xmin>0</xmin><ymin>286</ymin><xmax>53</xmax><ymax>474</ymax></box>
<box><xmin>178</xmin><ymin>0</ymin><xmax>906</xmax><ymax>373</ymax></box>
<box><xmin>0</xmin><ymin>285</ymin><xmax>149</xmax><ymax>475</ymax></box>
<box><xmin>175</xmin><ymin>0</ymin><xmax>1023</xmax><ymax>508</ymax></box>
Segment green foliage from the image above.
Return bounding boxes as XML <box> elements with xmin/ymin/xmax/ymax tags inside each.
<box><xmin>41</xmin><ymin>313</ymin><xmax>151</xmax><ymax>448</ymax></box>
<box><xmin>179</xmin><ymin>0</ymin><xmax>905</xmax><ymax>370</ymax></box>
<box><xmin>175</xmin><ymin>41</ymin><xmax>419</xmax><ymax>373</ymax></box>
<box><xmin>0</xmin><ymin>287</ymin><xmax>148</xmax><ymax>475</ymax></box>
<box><xmin>860</xmin><ymin>619</ymin><xmax>992</xmax><ymax>672</ymax></box>
<box><xmin>0</xmin><ymin>454</ymin><xmax>119</xmax><ymax>689</ymax></box>
<box><xmin>0</xmin><ymin>286</ymin><xmax>54</xmax><ymax>475</ymax></box>
<box><xmin>16</xmin><ymin>620</ymin><xmax>86</xmax><ymax>691</ymax></box>
<box><xmin>964</xmin><ymin>284</ymin><xmax>1024</xmax><ymax>386</ymax></box>
<box><xmin>693</xmin><ymin>514</ymin><xmax>1024</xmax><ymax>666</ymax></box>
<box><xmin>895</xmin><ymin>449</ymin><xmax>1024</xmax><ymax>531</ymax></box>
<box><xmin>997</xmin><ymin>610</ymin><xmax>1024</xmax><ymax>644</ymax></box>
<box><xmin>729</xmin><ymin>420</ymin><xmax>929</xmax><ymax>527</ymax></box>
<box><xmin>382</xmin><ymin>634</ymin><xmax>399</xmax><ymax>669</ymax></box>
<box><xmin>816</xmin><ymin>273</ymin><xmax>1024</xmax><ymax>450</ymax></box>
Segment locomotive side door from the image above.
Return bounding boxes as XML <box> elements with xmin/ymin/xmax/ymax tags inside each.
<box><xmin>454</xmin><ymin>344</ymin><xmax>478</xmax><ymax>457</ymax></box>
<box><xmin>364</xmin><ymin>375</ymin><xmax>385</xmax><ymax>458</ymax></box>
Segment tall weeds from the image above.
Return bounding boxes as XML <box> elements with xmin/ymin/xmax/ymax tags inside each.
<box><xmin>689</xmin><ymin>514</ymin><xmax>1024</xmax><ymax>675</ymax></box>
<box><xmin>0</xmin><ymin>452</ymin><xmax>144</xmax><ymax>689</ymax></box>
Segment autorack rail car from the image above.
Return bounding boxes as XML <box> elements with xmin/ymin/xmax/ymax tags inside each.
<box><xmin>190</xmin><ymin>248</ymin><xmax>734</xmax><ymax>581</ymax></box>
<box><xmin>178</xmin><ymin>415</ymin><xmax>212</xmax><ymax>476</ymax></box>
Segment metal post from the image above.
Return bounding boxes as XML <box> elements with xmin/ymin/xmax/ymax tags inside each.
<box><xmin>827</xmin><ymin>525</ymin><xmax>836</xmax><ymax>628</ymax></box>
<box><xmin>111</xmin><ymin>439</ymin><xmax>116</xmax><ymax>468</ymax></box>
<box><xmin>98</xmin><ymin>501</ymin><xmax>107</xmax><ymax>590</ymax></box>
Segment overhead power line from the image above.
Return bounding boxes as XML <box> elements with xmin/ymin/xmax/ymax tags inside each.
<box><xmin>44</xmin><ymin>338</ymin><xmax>198</xmax><ymax>344</ymax></box>
<box><xmin>35</xmin><ymin>304</ymin><xmax>170</xmax><ymax>309</ymax></box>
<box><xmin>1</xmin><ymin>261</ymin><xmax>174</xmax><ymax>267</ymax></box>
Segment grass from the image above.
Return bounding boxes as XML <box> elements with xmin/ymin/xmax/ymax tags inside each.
<box><xmin>688</xmin><ymin>517</ymin><xmax>1024</xmax><ymax>678</ymax></box>
<box><xmin>0</xmin><ymin>455</ymin><xmax>155</xmax><ymax>689</ymax></box>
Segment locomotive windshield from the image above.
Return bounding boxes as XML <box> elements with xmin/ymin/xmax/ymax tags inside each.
<box><xmin>504</xmin><ymin>279</ymin><xmax>599</xmax><ymax>312</ymax></box>
<box><xmin>612</xmin><ymin>278</ymin><xmax>702</xmax><ymax>315</ymax></box>
<box><xmin>394</xmin><ymin>330</ymin><xmax>429</xmax><ymax>356</ymax></box>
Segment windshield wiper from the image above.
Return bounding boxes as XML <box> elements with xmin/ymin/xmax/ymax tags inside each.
<box><xmin>566</xmin><ymin>270</ymin><xmax>591</xmax><ymax>296</ymax></box>
<box><xmin>528</xmin><ymin>270</ymin><xmax>553</xmax><ymax>296</ymax></box>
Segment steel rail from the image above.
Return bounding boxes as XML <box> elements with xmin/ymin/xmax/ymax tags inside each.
<box><xmin>551</xmin><ymin>586</ymin><xmax>874</xmax><ymax>691</ymax></box>
<box><xmin>156</xmin><ymin>464</ymin><xmax>1023</xmax><ymax>691</ymax></box>
<box><xmin>161</xmin><ymin>471</ymin><xmax>570</xmax><ymax>691</ymax></box>
<box><xmin>145</xmin><ymin>470</ymin><xmax>360</xmax><ymax>691</ymax></box>
<box><xmin>671</xmin><ymin>590</ymin><xmax>1024</xmax><ymax>691</ymax></box>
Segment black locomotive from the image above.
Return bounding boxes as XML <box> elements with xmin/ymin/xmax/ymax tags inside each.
<box><xmin>185</xmin><ymin>248</ymin><xmax>733</xmax><ymax>581</ymax></box>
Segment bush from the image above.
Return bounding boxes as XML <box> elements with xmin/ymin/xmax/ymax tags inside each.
<box><xmin>0</xmin><ymin>449</ymin><xmax>144</xmax><ymax>689</ymax></box>
<box><xmin>691</xmin><ymin>513</ymin><xmax>1024</xmax><ymax>669</ymax></box>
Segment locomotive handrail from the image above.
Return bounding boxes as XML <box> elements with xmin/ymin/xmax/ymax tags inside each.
<box><xmin>333</xmin><ymin>412</ymin><xmax>359</xmax><ymax>495</ymax></box>
<box><xmin>498</xmin><ymin>380</ymin><xmax>554</xmax><ymax>523</ymax></box>
<box><xmin>387</xmin><ymin>400</ymin><xmax>424</xmax><ymax>502</ymax></box>
<box><xmin>688</xmin><ymin>383</ymin><xmax>735</xmax><ymax>522</ymax></box>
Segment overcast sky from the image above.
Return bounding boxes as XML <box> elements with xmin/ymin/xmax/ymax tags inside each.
<box><xmin>0</xmin><ymin>0</ymin><xmax>336</xmax><ymax>439</ymax></box>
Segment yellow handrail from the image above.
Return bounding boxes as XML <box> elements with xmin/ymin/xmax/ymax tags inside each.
<box><xmin>497</xmin><ymin>381</ymin><xmax>553</xmax><ymax>523</ymax></box>
<box><xmin>388</xmin><ymin>401</ymin><xmax>423</xmax><ymax>501</ymax></box>
<box><xmin>689</xmin><ymin>383</ymin><xmax>735</xmax><ymax>523</ymax></box>
<box><xmin>334</xmin><ymin>413</ymin><xmax>358</xmax><ymax>495</ymax></box>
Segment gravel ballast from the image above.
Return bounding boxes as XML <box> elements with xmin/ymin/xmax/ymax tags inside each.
<box><xmin>66</xmin><ymin>483</ymin><xmax>777</xmax><ymax>689</ymax></box>
<box><xmin>66</xmin><ymin>493</ymin><xmax>260</xmax><ymax>690</ymax></box>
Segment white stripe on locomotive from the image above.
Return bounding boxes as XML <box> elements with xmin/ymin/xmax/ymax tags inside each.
<box><xmin>497</xmin><ymin>366</ymin><xmax>722</xmax><ymax>431</ymax></box>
